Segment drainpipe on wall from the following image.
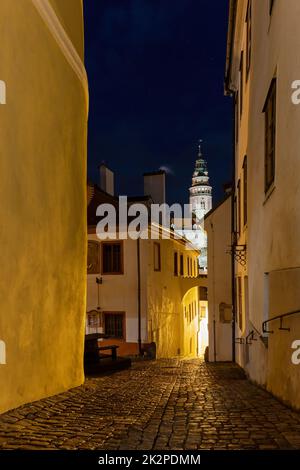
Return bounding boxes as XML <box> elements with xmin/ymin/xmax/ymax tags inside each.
<box><xmin>213</xmin><ymin>320</ymin><xmax>217</xmax><ymax>362</ymax></box>
<box><xmin>137</xmin><ymin>238</ymin><xmax>142</xmax><ymax>355</ymax></box>
<box><xmin>210</xmin><ymin>221</ymin><xmax>217</xmax><ymax>362</ymax></box>
<box><xmin>227</xmin><ymin>94</ymin><xmax>236</xmax><ymax>364</ymax></box>
<box><xmin>231</xmin><ymin>99</ymin><xmax>236</xmax><ymax>364</ymax></box>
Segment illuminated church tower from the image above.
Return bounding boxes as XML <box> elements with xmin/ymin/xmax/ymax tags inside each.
<box><xmin>173</xmin><ymin>141</ymin><xmax>212</xmax><ymax>272</ymax></box>
<box><xmin>189</xmin><ymin>141</ymin><xmax>212</xmax><ymax>222</ymax></box>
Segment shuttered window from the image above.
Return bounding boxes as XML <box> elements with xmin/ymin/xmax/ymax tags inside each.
<box><xmin>264</xmin><ymin>79</ymin><xmax>276</xmax><ymax>192</ymax></box>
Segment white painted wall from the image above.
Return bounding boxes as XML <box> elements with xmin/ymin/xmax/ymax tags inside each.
<box><xmin>205</xmin><ymin>196</ymin><xmax>232</xmax><ymax>362</ymax></box>
<box><xmin>245</xmin><ymin>0</ymin><xmax>300</xmax><ymax>402</ymax></box>
<box><xmin>228</xmin><ymin>0</ymin><xmax>300</xmax><ymax>408</ymax></box>
<box><xmin>87</xmin><ymin>234</ymin><xmax>147</xmax><ymax>344</ymax></box>
<box><xmin>198</xmin><ymin>301</ymin><xmax>209</xmax><ymax>357</ymax></box>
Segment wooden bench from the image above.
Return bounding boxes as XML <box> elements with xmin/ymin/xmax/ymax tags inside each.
<box><xmin>84</xmin><ymin>335</ymin><xmax>119</xmax><ymax>364</ymax></box>
<box><xmin>97</xmin><ymin>345</ymin><xmax>119</xmax><ymax>361</ymax></box>
<box><xmin>84</xmin><ymin>336</ymin><xmax>130</xmax><ymax>373</ymax></box>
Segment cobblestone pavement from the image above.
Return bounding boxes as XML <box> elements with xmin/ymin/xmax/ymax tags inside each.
<box><xmin>0</xmin><ymin>359</ymin><xmax>300</xmax><ymax>450</ymax></box>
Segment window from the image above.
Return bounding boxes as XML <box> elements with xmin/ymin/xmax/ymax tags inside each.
<box><xmin>246</xmin><ymin>1</ymin><xmax>252</xmax><ymax>76</ymax></box>
<box><xmin>235</xmin><ymin>92</ymin><xmax>239</xmax><ymax>143</ymax></box>
<box><xmin>180</xmin><ymin>254</ymin><xmax>184</xmax><ymax>276</ymax></box>
<box><xmin>187</xmin><ymin>257</ymin><xmax>190</xmax><ymax>276</ymax></box>
<box><xmin>264</xmin><ymin>79</ymin><xmax>276</xmax><ymax>192</ymax></box>
<box><xmin>243</xmin><ymin>156</ymin><xmax>248</xmax><ymax>226</ymax></box>
<box><xmin>174</xmin><ymin>252</ymin><xmax>178</xmax><ymax>276</ymax></box>
<box><xmin>200</xmin><ymin>306</ymin><xmax>206</xmax><ymax>319</ymax></box>
<box><xmin>233</xmin><ymin>196</ymin><xmax>238</xmax><ymax>240</ymax></box>
<box><xmin>104</xmin><ymin>312</ymin><xmax>125</xmax><ymax>339</ymax></box>
<box><xmin>102</xmin><ymin>242</ymin><xmax>123</xmax><ymax>274</ymax></box>
<box><xmin>153</xmin><ymin>242</ymin><xmax>161</xmax><ymax>271</ymax></box>
<box><xmin>199</xmin><ymin>286</ymin><xmax>208</xmax><ymax>301</ymax></box>
<box><xmin>87</xmin><ymin>241</ymin><xmax>100</xmax><ymax>274</ymax></box>
<box><xmin>200</xmin><ymin>200</ymin><xmax>205</xmax><ymax>209</ymax></box>
<box><xmin>237</xmin><ymin>180</ymin><xmax>241</xmax><ymax>235</ymax></box>
<box><xmin>240</xmin><ymin>51</ymin><xmax>244</xmax><ymax>116</ymax></box>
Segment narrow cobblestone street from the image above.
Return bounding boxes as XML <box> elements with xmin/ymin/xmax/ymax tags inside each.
<box><xmin>0</xmin><ymin>359</ymin><xmax>300</xmax><ymax>450</ymax></box>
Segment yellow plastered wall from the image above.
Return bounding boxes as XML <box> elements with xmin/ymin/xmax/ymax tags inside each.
<box><xmin>0</xmin><ymin>0</ymin><xmax>87</xmax><ymax>413</ymax></box>
<box><xmin>147</xmin><ymin>239</ymin><xmax>201</xmax><ymax>358</ymax></box>
<box><xmin>182</xmin><ymin>287</ymin><xmax>199</xmax><ymax>358</ymax></box>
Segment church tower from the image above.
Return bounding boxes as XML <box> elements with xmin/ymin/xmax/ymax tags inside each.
<box><xmin>189</xmin><ymin>141</ymin><xmax>212</xmax><ymax>221</ymax></box>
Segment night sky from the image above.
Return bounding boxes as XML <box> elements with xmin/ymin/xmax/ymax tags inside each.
<box><xmin>84</xmin><ymin>0</ymin><xmax>232</xmax><ymax>206</ymax></box>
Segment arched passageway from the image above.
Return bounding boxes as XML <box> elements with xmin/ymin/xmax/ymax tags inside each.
<box><xmin>181</xmin><ymin>279</ymin><xmax>208</xmax><ymax>358</ymax></box>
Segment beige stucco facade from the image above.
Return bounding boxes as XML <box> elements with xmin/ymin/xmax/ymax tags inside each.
<box><xmin>87</xmin><ymin>235</ymin><xmax>148</xmax><ymax>353</ymax></box>
<box><xmin>0</xmin><ymin>0</ymin><xmax>88</xmax><ymax>413</ymax></box>
<box><xmin>226</xmin><ymin>0</ymin><xmax>300</xmax><ymax>409</ymax></box>
<box><xmin>205</xmin><ymin>196</ymin><xmax>232</xmax><ymax>362</ymax></box>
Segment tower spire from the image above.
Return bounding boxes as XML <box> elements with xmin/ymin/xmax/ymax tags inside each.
<box><xmin>193</xmin><ymin>139</ymin><xmax>208</xmax><ymax>180</ymax></box>
<box><xmin>198</xmin><ymin>139</ymin><xmax>203</xmax><ymax>157</ymax></box>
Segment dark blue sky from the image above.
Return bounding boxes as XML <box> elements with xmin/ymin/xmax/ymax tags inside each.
<box><xmin>84</xmin><ymin>0</ymin><xmax>232</xmax><ymax>206</ymax></box>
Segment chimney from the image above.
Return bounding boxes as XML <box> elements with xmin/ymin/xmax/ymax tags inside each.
<box><xmin>223</xmin><ymin>182</ymin><xmax>233</xmax><ymax>196</ymax></box>
<box><xmin>99</xmin><ymin>163</ymin><xmax>114</xmax><ymax>196</ymax></box>
<box><xmin>143</xmin><ymin>170</ymin><xmax>166</xmax><ymax>205</ymax></box>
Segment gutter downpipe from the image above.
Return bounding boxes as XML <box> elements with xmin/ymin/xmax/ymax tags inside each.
<box><xmin>213</xmin><ymin>320</ymin><xmax>217</xmax><ymax>362</ymax></box>
<box><xmin>210</xmin><ymin>221</ymin><xmax>217</xmax><ymax>362</ymax></box>
<box><xmin>137</xmin><ymin>239</ymin><xmax>142</xmax><ymax>355</ymax></box>
<box><xmin>225</xmin><ymin>0</ymin><xmax>238</xmax><ymax>363</ymax></box>
<box><xmin>231</xmin><ymin>99</ymin><xmax>236</xmax><ymax>364</ymax></box>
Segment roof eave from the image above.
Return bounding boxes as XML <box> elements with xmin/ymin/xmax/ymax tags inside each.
<box><xmin>224</xmin><ymin>0</ymin><xmax>238</xmax><ymax>96</ymax></box>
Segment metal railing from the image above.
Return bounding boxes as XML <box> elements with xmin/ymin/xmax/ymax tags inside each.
<box><xmin>236</xmin><ymin>331</ymin><xmax>259</xmax><ymax>346</ymax></box>
<box><xmin>246</xmin><ymin>330</ymin><xmax>257</xmax><ymax>345</ymax></box>
<box><xmin>235</xmin><ymin>337</ymin><xmax>244</xmax><ymax>344</ymax></box>
<box><xmin>262</xmin><ymin>310</ymin><xmax>300</xmax><ymax>334</ymax></box>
